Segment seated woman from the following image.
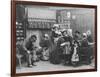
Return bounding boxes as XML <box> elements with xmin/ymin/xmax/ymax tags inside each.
<box><xmin>39</xmin><ymin>34</ymin><xmax>50</xmax><ymax>61</ymax></box>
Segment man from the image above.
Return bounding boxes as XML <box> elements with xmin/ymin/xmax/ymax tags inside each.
<box><xmin>23</xmin><ymin>35</ymin><xmax>37</xmax><ymax>67</ymax></box>
<box><xmin>74</xmin><ymin>31</ymin><xmax>81</xmax><ymax>41</ymax></box>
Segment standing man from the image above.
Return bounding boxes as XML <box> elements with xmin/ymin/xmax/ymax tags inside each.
<box><xmin>74</xmin><ymin>31</ymin><xmax>81</xmax><ymax>42</ymax></box>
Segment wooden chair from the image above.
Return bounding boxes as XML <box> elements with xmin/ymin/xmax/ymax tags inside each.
<box><xmin>16</xmin><ymin>41</ymin><xmax>24</xmax><ymax>68</ymax></box>
<box><xmin>16</xmin><ymin>54</ymin><xmax>23</xmax><ymax>68</ymax></box>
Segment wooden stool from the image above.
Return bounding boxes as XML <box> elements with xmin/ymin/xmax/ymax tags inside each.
<box><xmin>16</xmin><ymin>54</ymin><xmax>23</xmax><ymax>69</ymax></box>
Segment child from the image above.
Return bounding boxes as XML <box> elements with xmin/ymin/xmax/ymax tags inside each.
<box><xmin>71</xmin><ymin>41</ymin><xmax>80</xmax><ymax>66</ymax></box>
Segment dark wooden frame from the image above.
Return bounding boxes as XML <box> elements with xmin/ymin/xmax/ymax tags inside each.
<box><xmin>11</xmin><ymin>0</ymin><xmax>97</xmax><ymax>77</ymax></box>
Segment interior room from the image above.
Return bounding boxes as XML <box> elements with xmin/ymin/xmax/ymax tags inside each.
<box><xmin>16</xmin><ymin>4</ymin><xmax>95</xmax><ymax>73</ymax></box>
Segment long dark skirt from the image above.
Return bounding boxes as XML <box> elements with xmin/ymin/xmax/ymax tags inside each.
<box><xmin>78</xmin><ymin>46</ymin><xmax>94</xmax><ymax>64</ymax></box>
<box><xmin>49</xmin><ymin>47</ymin><xmax>63</xmax><ymax>64</ymax></box>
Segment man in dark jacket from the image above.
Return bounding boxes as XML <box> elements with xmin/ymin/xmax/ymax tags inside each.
<box><xmin>23</xmin><ymin>35</ymin><xmax>37</xmax><ymax>67</ymax></box>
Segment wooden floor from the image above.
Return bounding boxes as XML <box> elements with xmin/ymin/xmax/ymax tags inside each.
<box><xmin>16</xmin><ymin>60</ymin><xmax>95</xmax><ymax>73</ymax></box>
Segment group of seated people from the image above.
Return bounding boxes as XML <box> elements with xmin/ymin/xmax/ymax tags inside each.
<box><xmin>16</xmin><ymin>24</ymin><xmax>94</xmax><ymax>67</ymax></box>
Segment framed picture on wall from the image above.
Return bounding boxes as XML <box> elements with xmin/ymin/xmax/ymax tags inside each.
<box><xmin>11</xmin><ymin>0</ymin><xmax>97</xmax><ymax>77</ymax></box>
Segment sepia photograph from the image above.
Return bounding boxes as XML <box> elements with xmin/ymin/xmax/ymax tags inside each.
<box><xmin>11</xmin><ymin>1</ymin><xmax>97</xmax><ymax>76</ymax></box>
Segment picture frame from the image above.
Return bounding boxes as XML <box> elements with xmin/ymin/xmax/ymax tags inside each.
<box><xmin>11</xmin><ymin>0</ymin><xmax>97</xmax><ymax>77</ymax></box>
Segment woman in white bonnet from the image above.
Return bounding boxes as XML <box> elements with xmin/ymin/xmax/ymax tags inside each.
<box><xmin>81</xmin><ymin>33</ymin><xmax>88</xmax><ymax>47</ymax></box>
<box><xmin>80</xmin><ymin>32</ymin><xmax>93</xmax><ymax>64</ymax></box>
<box><xmin>39</xmin><ymin>34</ymin><xmax>50</xmax><ymax>61</ymax></box>
<box><xmin>51</xmin><ymin>24</ymin><xmax>62</xmax><ymax>45</ymax></box>
<box><xmin>67</xmin><ymin>29</ymin><xmax>73</xmax><ymax>37</ymax></box>
<box><xmin>86</xmin><ymin>30</ymin><xmax>93</xmax><ymax>43</ymax></box>
<box><xmin>86</xmin><ymin>30</ymin><xmax>91</xmax><ymax>35</ymax></box>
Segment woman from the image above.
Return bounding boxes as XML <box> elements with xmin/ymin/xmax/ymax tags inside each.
<box><xmin>51</xmin><ymin>24</ymin><xmax>62</xmax><ymax>45</ymax></box>
<box><xmin>79</xmin><ymin>33</ymin><xmax>92</xmax><ymax>64</ymax></box>
<box><xmin>61</xmin><ymin>29</ymin><xmax>73</xmax><ymax>65</ymax></box>
<box><xmin>39</xmin><ymin>34</ymin><xmax>50</xmax><ymax>61</ymax></box>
